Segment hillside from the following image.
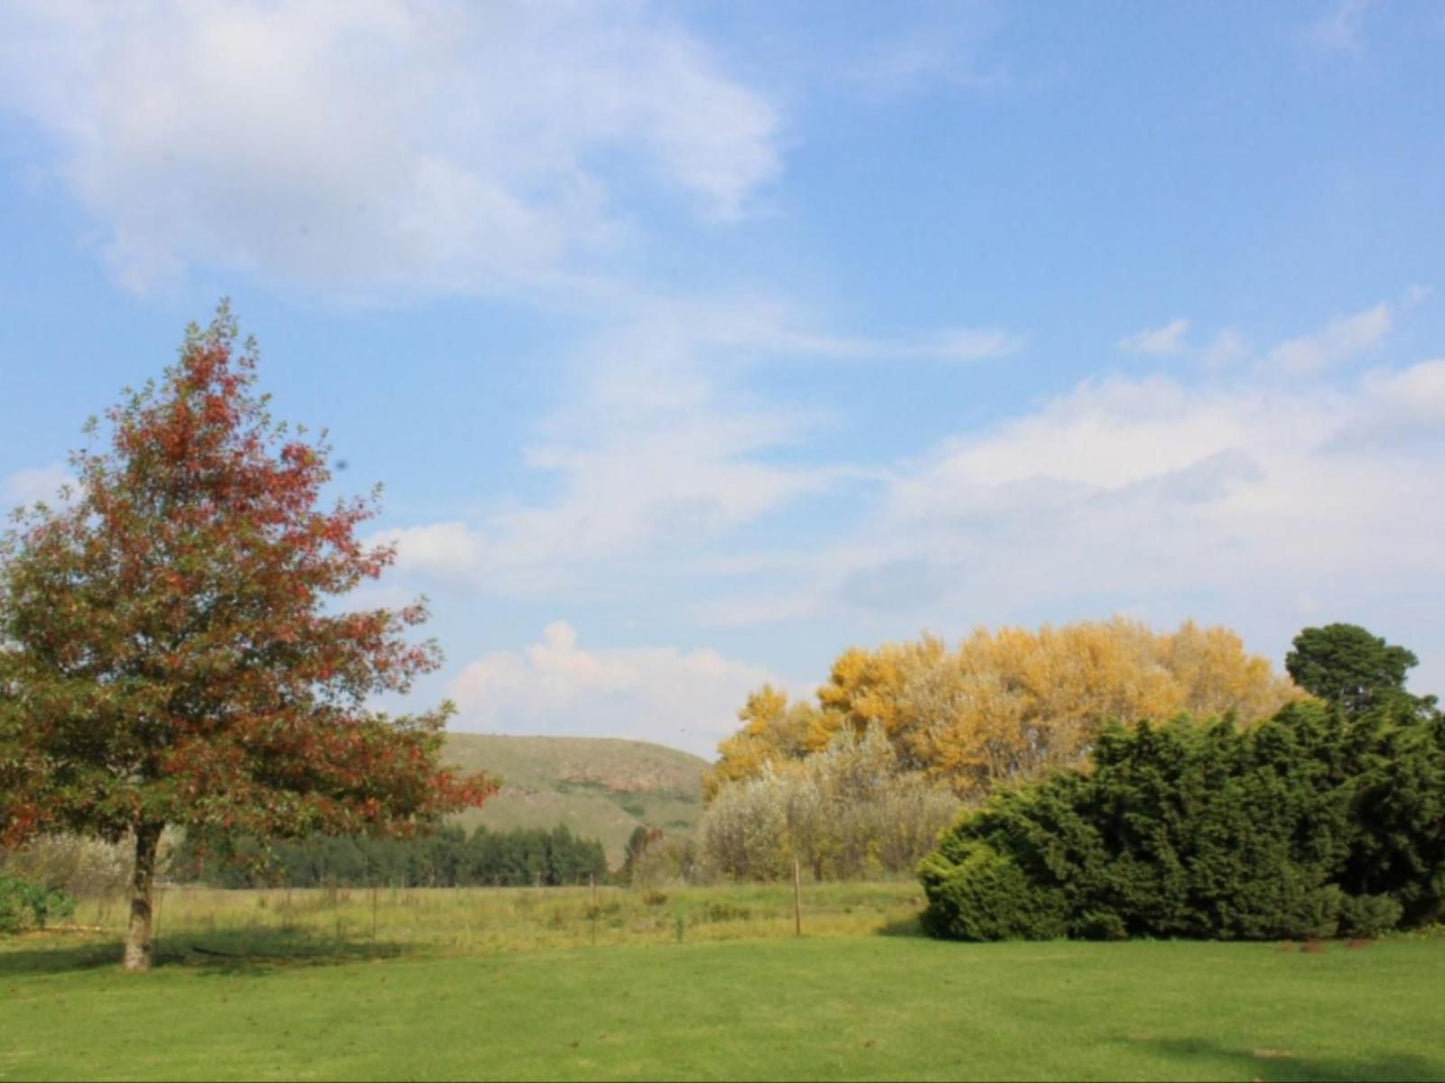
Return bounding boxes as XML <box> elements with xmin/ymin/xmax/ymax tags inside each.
<box><xmin>442</xmin><ymin>733</ymin><xmax>708</xmax><ymax>867</ymax></box>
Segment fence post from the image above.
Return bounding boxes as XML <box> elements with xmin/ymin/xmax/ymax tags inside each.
<box><xmin>590</xmin><ymin>873</ymin><xmax>598</xmax><ymax>947</ymax></box>
<box><xmin>793</xmin><ymin>856</ymin><xmax>802</xmax><ymax>937</ymax></box>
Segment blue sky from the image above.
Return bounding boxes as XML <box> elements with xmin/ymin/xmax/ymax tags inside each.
<box><xmin>1</xmin><ymin>1</ymin><xmax>1442</xmax><ymax>756</ymax></box>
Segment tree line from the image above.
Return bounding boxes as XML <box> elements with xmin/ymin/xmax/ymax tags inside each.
<box><xmin>176</xmin><ymin>823</ymin><xmax>608</xmax><ymax>889</ymax></box>
<box><xmin>707</xmin><ymin>618</ymin><xmax>1299</xmax><ymax>801</ymax></box>
<box><xmin>698</xmin><ymin>617</ymin><xmax>1303</xmax><ymax>883</ymax></box>
<box><xmin>699</xmin><ymin>618</ymin><xmax>1445</xmax><ymax>943</ymax></box>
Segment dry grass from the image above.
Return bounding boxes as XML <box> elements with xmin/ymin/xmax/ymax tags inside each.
<box><xmin>57</xmin><ymin>880</ymin><xmax>924</xmax><ymax>959</ymax></box>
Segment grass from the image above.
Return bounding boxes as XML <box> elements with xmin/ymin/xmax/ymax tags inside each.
<box><xmin>46</xmin><ymin>880</ymin><xmax>924</xmax><ymax>955</ymax></box>
<box><xmin>3</xmin><ymin>884</ymin><xmax>1443</xmax><ymax>1081</ymax></box>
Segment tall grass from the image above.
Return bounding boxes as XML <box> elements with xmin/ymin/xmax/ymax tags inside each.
<box><xmin>54</xmin><ymin>881</ymin><xmax>925</xmax><ymax>959</ymax></box>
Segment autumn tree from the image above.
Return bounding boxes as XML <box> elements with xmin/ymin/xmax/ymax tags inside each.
<box><xmin>0</xmin><ymin>305</ymin><xmax>494</xmax><ymax>971</ymax></box>
<box><xmin>703</xmin><ymin>684</ymin><xmax>820</xmax><ymax>799</ymax></box>
<box><xmin>711</xmin><ymin>618</ymin><xmax>1300</xmax><ymax>800</ymax></box>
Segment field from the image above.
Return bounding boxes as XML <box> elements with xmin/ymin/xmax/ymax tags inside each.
<box><xmin>3</xmin><ymin>883</ymin><xmax>1443</xmax><ymax>1082</ymax></box>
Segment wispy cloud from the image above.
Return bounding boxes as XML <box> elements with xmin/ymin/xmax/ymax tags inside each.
<box><xmin>1305</xmin><ymin>0</ymin><xmax>1379</xmax><ymax>56</ymax></box>
<box><xmin>370</xmin><ymin>296</ymin><xmax>1017</xmax><ymax>595</ymax></box>
<box><xmin>1199</xmin><ymin>329</ymin><xmax>1250</xmax><ymax>371</ymax></box>
<box><xmin>0</xmin><ymin>0</ymin><xmax>780</xmax><ymax>295</ymax></box>
<box><xmin>1117</xmin><ymin>318</ymin><xmax>1190</xmax><ymax>356</ymax></box>
<box><xmin>1</xmin><ymin>462</ymin><xmax>75</xmax><ymax>509</ymax></box>
<box><xmin>849</xmin><ymin>0</ymin><xmax>1006</xmax><ymax>98</ymax></box>
<box><xmin>1261</xmin><ymin>301</ymin><xmax>1390</xmax><ymax>375</ymax></box>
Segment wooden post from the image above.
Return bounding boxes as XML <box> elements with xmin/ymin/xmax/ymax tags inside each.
<box><xmin>371</xmin><ymin>881</ymin><xmax>379</xmax><ymax>942</ymax></box>
<box><xmin>152</xmin><ymin>882</ymin><xmax>164</xmax><ymax>963</ymax></box>
<box><xmin>589</xmin><ymin>873</ymin><xmax>598</xmax><ymax>947</ymax></box>
<box><xmin>793</xmin><ymin>855</ymin><xmax>802</xmax><ymax>937</ymax></box>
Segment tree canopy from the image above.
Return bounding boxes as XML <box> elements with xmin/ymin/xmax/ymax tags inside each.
<box><xmin>708</xmin><ymin>618</ymin><xmax>1300</xmax><ymax>800</ymax></box>
<box><xmin>0</xmin><ymin>305</ymin><xmax>493</xmax><ymax>969</ymax></box>
<box><xmin>1286</xmin><ymin>623</ymin><xmax>1429</xmax><ymax>716</ymax></box>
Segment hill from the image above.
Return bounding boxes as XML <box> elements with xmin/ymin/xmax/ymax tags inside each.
<box><xmin>442</xmin><ymin>733</ymin><xmax>708</xmax><ymax>867</ymax></box>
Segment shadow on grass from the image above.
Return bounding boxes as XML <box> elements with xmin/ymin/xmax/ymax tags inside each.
<box><xmin>1123</xmin><ymin>1036</ymin><xmax>1445</xmax><ymax>1082</ymax></box>
<box><xmin>875</xmin><ymin>913</ymin><xmax>927</xmax><ymax>938</ymax></box>
<box><xmin>0</xmin><ymin>926</ymin><xmax>410</xmax><ymax>978</ymax></box>
<box><xmin>0</xmin><ymin>938</ymin><xmax>121</xmax><ymax>976</ymax></box>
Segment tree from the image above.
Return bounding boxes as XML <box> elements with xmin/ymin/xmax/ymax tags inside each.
<box><xmin>620</xmin><ymin>824</ymin><xmax>664</xmax><ymax>883</ymax></box>
<box><xmin>703</xmin><ymin>685</ymin><xmax>819</xmax><ymax>800</ymax></box>
<box><xmin>0</xmin><ymin>305</ymin><xmax>494</xmax><ymax>970</ymax></box>
<box><xmin>710</xmin><ymin>618</ymin><xmax>1299</xmax><ymax>800</ymax></box>
<box><xmin>699</xmin><ymin>724</ymin><xmax>957</xmax><ymax>882</ymax></box>
<box><xmin>1286</xmin><ymin>623</ymin><xmax>1427</xmax><ymax>716</ymax></box>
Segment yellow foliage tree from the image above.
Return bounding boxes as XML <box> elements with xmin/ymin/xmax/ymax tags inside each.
<box><xmin>703</xmin><ymin>684</ymin><xmax>820</xmax><ymax>800</ymax></box>
<box><xmin>711</xmin><ymin>618</ymin><xmax>1300</xmax><ymax>800</ymax></box>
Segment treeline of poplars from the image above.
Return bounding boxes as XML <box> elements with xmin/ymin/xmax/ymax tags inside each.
<box><xmin>175</xmin><ymin>824</ymin><xmax>609</xmax><ymax>889</ymax></box>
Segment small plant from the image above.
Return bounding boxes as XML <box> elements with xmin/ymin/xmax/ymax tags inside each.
<box><xmin>703</xmin><ymin>901</ymin><xmax>751</xmax><ymax>923</ymax></box>
<box><xmin>0</xmin><ymin>874</ymin><xmax>76</xmax><ymax>934</ymax></box>
<box><xmin>673</xmin><ymin>912</ymin><xmax>685</xmax><ymax>942</ymax></box>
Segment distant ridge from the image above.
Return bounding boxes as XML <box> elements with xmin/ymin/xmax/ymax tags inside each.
<box><xmin>443</xmin><ymin>733</ymin><xmax>709</xmax><ymax>866</ymax></box>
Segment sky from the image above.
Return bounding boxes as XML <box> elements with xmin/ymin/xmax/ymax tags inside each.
<box><xmin>1</xmin><ymin>1</ymin><xmax>1442</xmax><ymax>758</ymax></box>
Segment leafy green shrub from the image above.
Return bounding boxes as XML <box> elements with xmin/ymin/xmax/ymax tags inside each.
<box><xmin>1338</xmin><ymin>893</ymin><xmax>1404</xmax><ymax>938</ymax></box>
<box><xmin>921</xmin><ymin>696</ymin><xmax>1445</xmax><ymax>941</ymax></box>
<box><xmin>0</xmin><ymin>873</ymin><xmax>76</xmax><ymax>934</ymax></box>
<box><xmin>919</xmin><ymin>840</ymin><xmax>1066</xmax><ymax>940</ymax></box>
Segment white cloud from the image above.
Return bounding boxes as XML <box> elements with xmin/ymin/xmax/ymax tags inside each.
<box><xmin>475</xmin><ymin>310</ymin><xmax>839</xmax><ymax>591</ymax></box>
<box><xmin>1</xmin><ymin>463</ymin><xmax>76</xmax><ymax>508</ymax></box>
<box><xmin>1337</xmin><ymin>358</ymin><xmax>1445</xmax><ymax>446</ymax></box>
<box><xmin>0</xmin><ymin>0</ymin><xmax>779</xmax><ymax>294</ymax></box>
<box><xmin>1117</xmin><ymin>318</ymin><xmax>1190</xmax><ymax>356</ymax></box>
<box><xmin>448</xmin><ymin>620</ymin><xmax>777</xmax><ymax>756</ymax></box>
<box><xmin>1306</xmin><ymin>0</ymin><xmax>1378</xmax><ymax>55</ymax></box>
<box><xmin>861</xmin><ymin>362</ymin><xmax>1442</xmax><ymax>624</ymax></box>
<box><xmin>1261</xmin><ymin>302</ymin><xmax>1391</xmax><ymax>375</ymax></box>
<box><xmin>367</xmin><ymin>521</ymin><xmax>484</xmax><ymax>582</ymax></box>
<box><xmin>1199</xmin><ymin>328</ymin><xmax>1250</xmax><ymax>371</ymax></box>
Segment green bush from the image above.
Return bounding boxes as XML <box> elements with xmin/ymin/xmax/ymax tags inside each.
<box><xmin>1338</xmin><ymin>893</ymin><xmax>1404</xmax><ymax>938</ymax></box>
<box><xmin>921</xmin><ymin>696</ymin><xmax>1445</xmax><ymax>941</ymax></box>
<box><xmin>0</xmin><ymin>873</ymin><xmax>76</xmax><ymax>935</ymax></box>
<box><xmin>919</xmin><ymin>840</ymin><xmax>1066</xmax><ymax>941</ymax></box>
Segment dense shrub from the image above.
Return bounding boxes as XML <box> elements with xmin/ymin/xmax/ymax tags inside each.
<box><xmin>920</xmin><ymin>697</ymin><xmax>1445</xmax><ymax>940</ymax></box>
<box><xmin>0</xmin><ymin>873</ymin><xmax>75</xmax><ymax>934</ymax></box>
<box><xmin>622</xmin><ymin>830</ymin><xmax>699</xmax><ymax>889</ymax></box>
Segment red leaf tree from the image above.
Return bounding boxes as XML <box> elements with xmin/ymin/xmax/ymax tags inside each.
<box><xmin>0</xmin><ymin>304</ymin><xmax>494</xmax><ymax>970</ymax></box>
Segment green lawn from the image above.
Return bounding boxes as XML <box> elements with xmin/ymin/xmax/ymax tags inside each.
<box><xmin>3</xmin><ymin>923</ymin><xmax>1442</xmax><ymax>1081</ymax></box>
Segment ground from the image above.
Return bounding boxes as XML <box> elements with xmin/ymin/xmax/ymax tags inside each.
<box><xmin>2</xmin><ymin>884</ymin><xmax>1441</xmax><ymax>1081</ymax></box>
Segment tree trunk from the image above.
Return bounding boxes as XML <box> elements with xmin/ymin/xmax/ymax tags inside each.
<box><xmin>122</xmin><ymin>822</ymin><xmax>163</xmax><ymax>973</ymax></box>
